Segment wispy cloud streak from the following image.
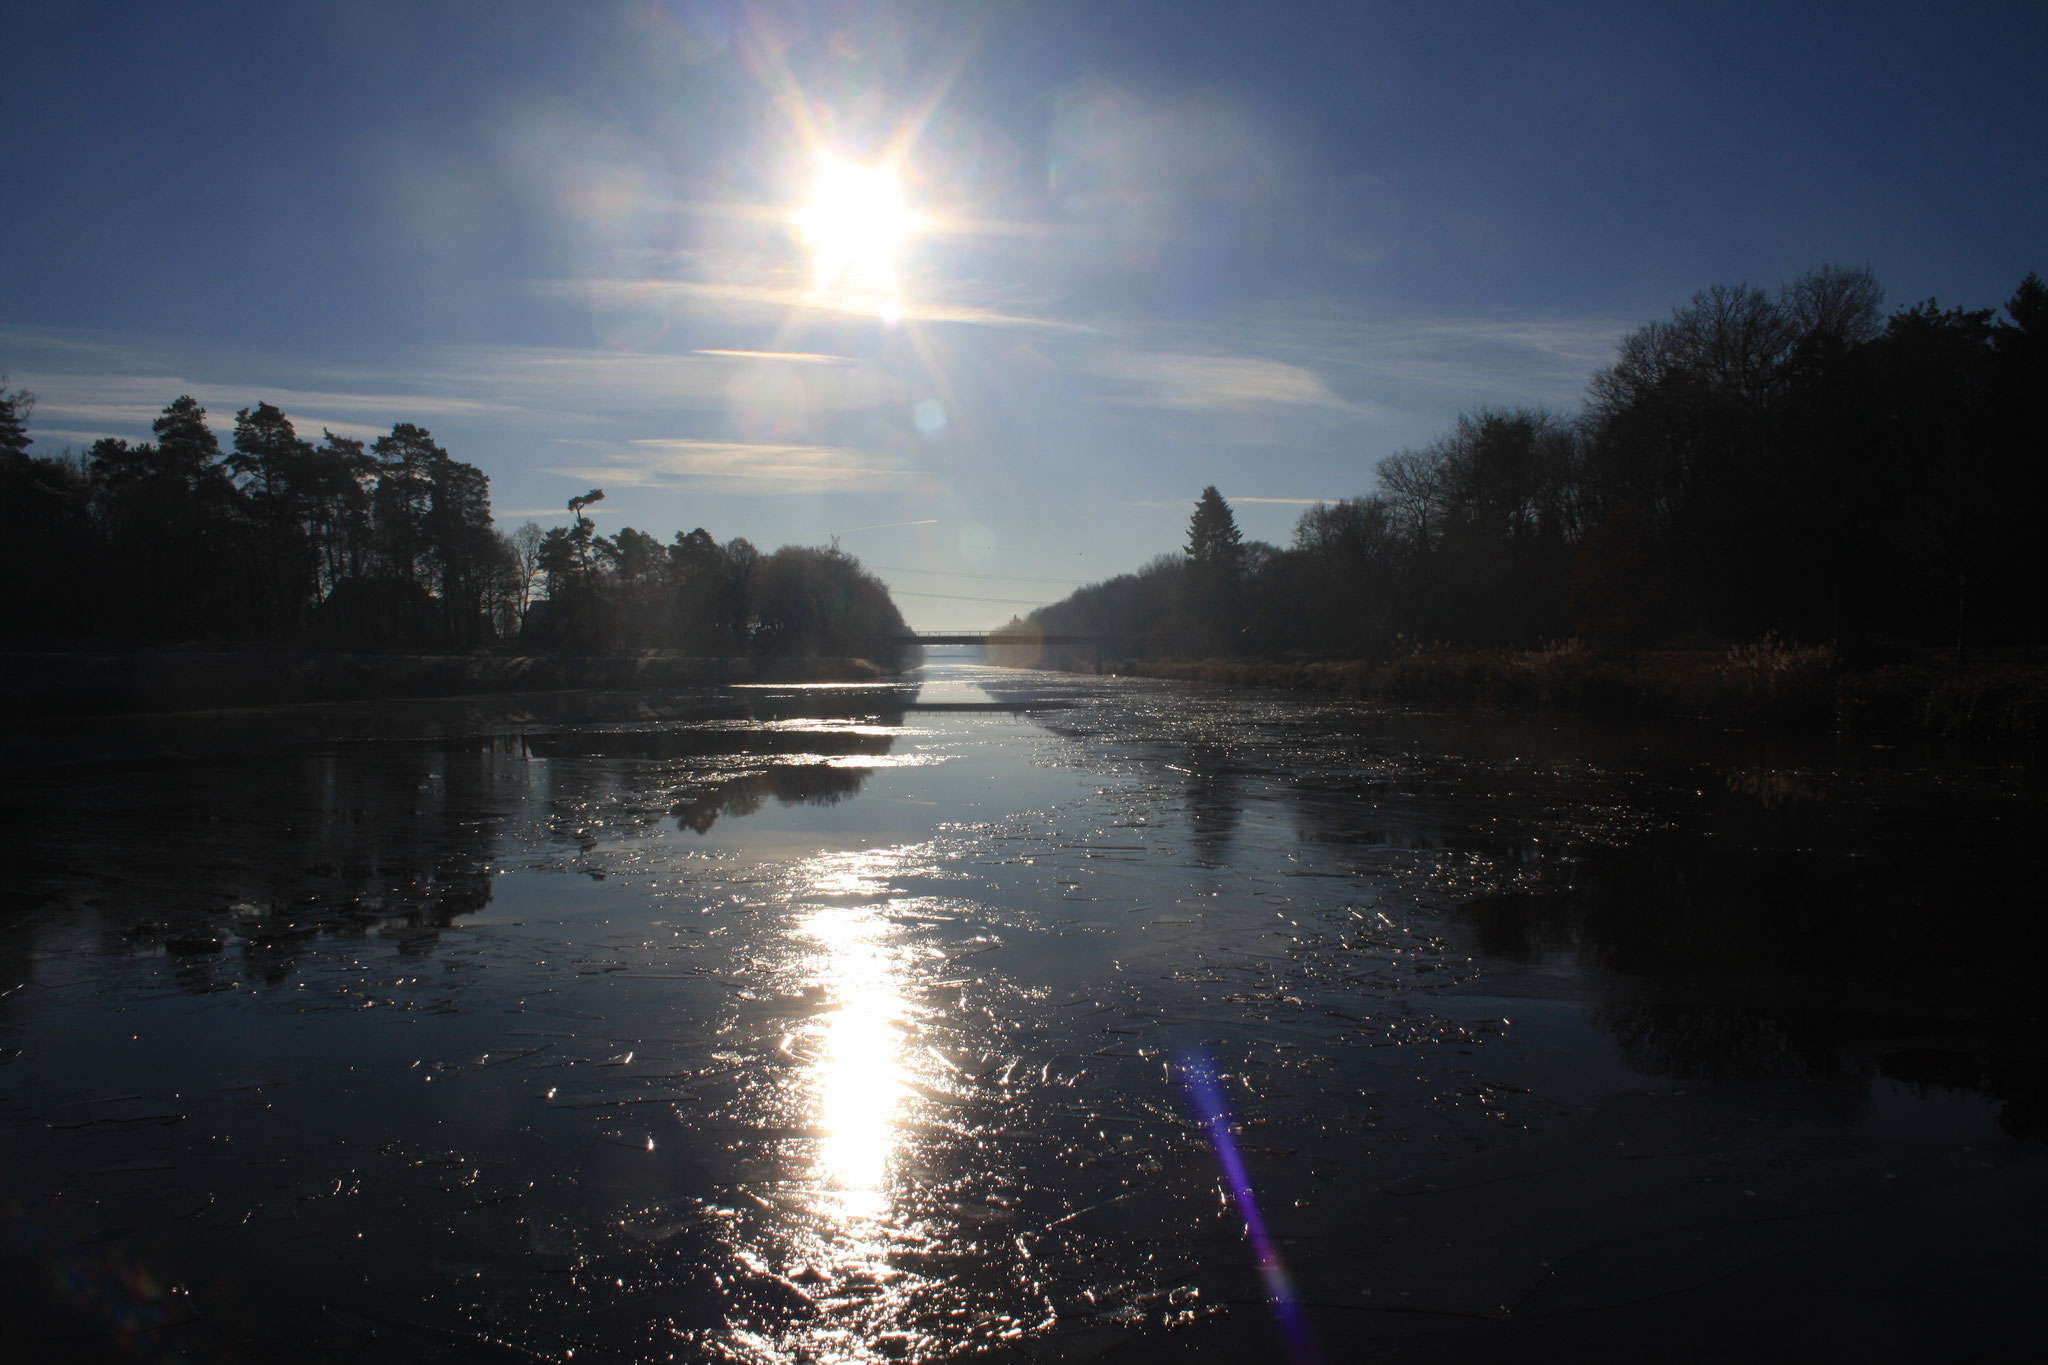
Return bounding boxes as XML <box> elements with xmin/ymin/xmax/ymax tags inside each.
<box><xmin>548</xmin><ymin>438</ymin><xmax>910</xmax><ymax>493</ymax></box>
<box><xmin>1094</xmin><ymin>349</ymin><xmax>1352</xmax><ymax>414</ymax></box>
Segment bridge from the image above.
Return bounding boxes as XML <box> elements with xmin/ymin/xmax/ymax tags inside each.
<box><xmin>898</xmin><ymin>629</ymin><xmax>1109</xmax><ymax>668</ymax></box>
<box><xmin>900</xmin><ymin>630</ymin><xmax>1103</xmax><ymax>646</ymax></box>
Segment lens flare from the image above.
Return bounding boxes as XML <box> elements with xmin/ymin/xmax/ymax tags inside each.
<box><xmin>795</xmin><ymin>157</ymin><xmax>920</xmax><ymax>319</ymax></box>
<box><xmin>1181</xmin><ymin>1052</ymin><xmax>1320</xmax><ymax>1364</ymax></box>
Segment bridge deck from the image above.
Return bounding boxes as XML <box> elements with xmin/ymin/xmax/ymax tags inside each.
<box><xmin>902</xmin><ymin>633</ymin><xmax>1101</xmax><ymax>646</ymax></box>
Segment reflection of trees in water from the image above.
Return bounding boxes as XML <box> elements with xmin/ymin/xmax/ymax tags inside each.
<box><xmin>1186</xmin><ymin>749</ymin><xmax>1243</xmax><ymax>856</ymax></box>
<box><xmin>1721</xmin><ymin>766</ymin><xmax>1826</xmax><ymax>811</ymax></box>
<box><xmin>1464</xmin><ymin>829</ymin><xmax>2046</xmax><ymax>1136</ymax></box>
<box><xmin>1598</xmin><ymin>1001</ymin><xmax>1837</xmax><ymax>1084</ymax></box>
<box><xmin>527</xmin><ymin>723</ymin><xmax>898</xmax><ymax>841</ymax></box>
<box><xmin>671</xmin><ymin>764</ymin><xmax>874</xmax><ymax>834</ymax></box>
<box><xmin>1458</xmin><ymin>830</ymin><xmax>1999</xmax><ymax>979</ymax></box>
<box><xmin>283</xmin><ymin>739</ymin><xmax>515</xmax><ymax>924</ymax></box>
<box><xmin>1879</xmin><ymin>1047</ymin><xmax>2045</xmax><ymax>1141</ymax></box>
<box><xmin>9</xmin><ymin>711</ymin><xmax>907</xmax><ymax>996</ymax></box>
<box><xmin>4</xmin><ymin>736</ymin><xmax>521</xmax><ymax>994</ymax></box>
<box><xmin>1458</xmin><ymin>822</ymin><xmax>2048</xmax><ymax>1146</ymax></box>
<box><xmin>525</xmin><ymin>724</ymin><xmax>900</xmax><ymax>761</ymax></box>
<box><xmin>1596</xmin><ymin>999</ymin><xmax>2045</xmax><ymax>1140</ymax></box>
<box><xmin>1283</xmin><ymin>759</ymin><xmax>1564</xmax><ymax>888</ymax></box>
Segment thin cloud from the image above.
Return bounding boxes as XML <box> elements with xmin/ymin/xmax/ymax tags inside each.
<box><xmin>1119</xmin><ymin>496</ymin><xmax>1332</xmax><ymax>509</ymax></box>
<box><xmin>299</xmin><ymin>419</ymin><xmax>389</xmax><ymax>441</ymax></box>
<box><xmin>0</xmin><ymin>327</ymin><xmax>133</xmax><ymax>358</ymax></box>
<box><xmin>428</xmin><ymin>342</ymin><xmax>910</xmax><ymax>416</ymax></box>
<box><xmin>1095</xmin><ymin>349</ymin><xmax>1353</xmax><ymax>414</ymax></box>
<box><xmin>547</xmin><ymin>438</ymin><xmax>912</xmax><ymax>493</ymax></box>
<box><xmin>560</xmin><ymin>275</ymin><xmax>1087</xmax><ymax>331</ymax></box>
<box><xmin>20</xmin><ymin>427</ymin><xmax>124</xmax><ymax>447</ymax></box>
<box><xmin>831</xmin><ymin>518</ymin><xmax>939</xmax><ymax>533</ymax></box>
<box><xmin>1411</xmin><ymin>315</ymin><xmax>1625</xmax><ymax>365</ymax></box>
<box><xmin>693</xmin><ymin>349</ymin><xmax>856</xmax><ymax>364</ymax></box>
<box><xmin>1277</xmin><ymin>311</ymin><xmax>1630</xmax><ymax>414</ymax></box>
<box><xmin>12</xmin><ymin>370</ymin><xmax>525</xmax><ymax>441</ymax></box>
<box><xmin>1</xmin><ymin>340</ymin><xmax>915</xmax><ymax>464</ymax></box>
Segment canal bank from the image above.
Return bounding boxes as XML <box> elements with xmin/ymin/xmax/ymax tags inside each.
<box><xmin>0</xmin><ymin>649</ymin><xmax>901</xmax><ymax>717</ymax></box>
<box><xmin>1044</xmin><ymin>642</ymin><xmax>2048</xmax><ymax>742</ymax></box>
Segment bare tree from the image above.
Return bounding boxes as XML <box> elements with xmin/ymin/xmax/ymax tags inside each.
<box><xmin>1588</xmin><ymin>282</ymin><xmax>1795</xmax><ymax>420</ymax></box>
<box><xmin>1782</xmin><ymin>263</ymin><xmax>1884</xmax><ymax>346</ymax></box>
<box><xmin>1374</xmin><ymin>449</ymin><xmax>1451</xmax><ymax>553</ymax></box>
<box><xmin>509</xmin><ymin>519</ymin><xmax>545</xmax><ymax>624</ymax></box>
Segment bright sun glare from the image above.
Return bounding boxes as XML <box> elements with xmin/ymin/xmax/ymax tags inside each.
<box><xmin>796</xmin><ymin>157</ymin><xmax>919</xmax><ymax>318</ymax></box>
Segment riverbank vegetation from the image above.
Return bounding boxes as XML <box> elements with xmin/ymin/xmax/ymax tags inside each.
<box><xmin>0</xmin><ymin>648</ymin><xmax>899</xmax><ymax>717</ymax></box>
<box><xmin>0</xmin><ymin>392</ymin><xmax>908</xmax><ymax>668</ymax></box>
<box><xmin>1093</xmin><ymin>639</ymin><xmax>2046</xmax><ymax>741</ymax></box>
<box><xmin>1012</xmin><ymin>267</ymin><xmax>2047</xmax><ymax>734</ymax></box>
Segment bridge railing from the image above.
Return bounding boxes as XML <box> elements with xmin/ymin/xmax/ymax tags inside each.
<box><xmin>898</xmin><ymin>631</ymin><xmax>1105</xmax><ymax>642</ymax></box>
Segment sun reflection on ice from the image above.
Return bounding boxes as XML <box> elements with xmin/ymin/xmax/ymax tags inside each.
<box><xmin>788</xmin><ymin>849</ymin><xmax>935</xmax><ymax>1288</ymax></box>
<box><xmin>730</xmin><ymin>843</ymin><xmax>964</xmax><ymax>1359</ymax></box>
<box><xmin>804</xmin><ymin>846</ymin><xmax>913</xmax><ymax>899</ymax></box>
<box><xmin>804</xmin><ymin>898</ymin><xmax>905</xmax><ymax>1223</ymax></box>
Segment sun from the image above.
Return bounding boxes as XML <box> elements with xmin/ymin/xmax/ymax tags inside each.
<box><xmin>795</xmin><ymin>157</ymin><xmax>919</xmax><ymax>318</ymax></box>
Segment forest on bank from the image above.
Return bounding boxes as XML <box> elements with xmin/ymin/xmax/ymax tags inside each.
<box><xmin>1025</xmin><ymin>267</ymin><xmax>2046</xmax><ymax>664</ymax></box>
<box><xmin>0</xmin><ymin>394</ymin><xmax>908</xmax><ymax>664</ymax></box>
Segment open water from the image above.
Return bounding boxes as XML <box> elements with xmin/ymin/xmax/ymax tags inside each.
<box><xmin>2</xmin><ymin>659</ymin><xmax>2041</xmax><ymax>1362</ymax></box>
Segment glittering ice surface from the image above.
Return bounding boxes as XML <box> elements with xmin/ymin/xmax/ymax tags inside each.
<box><xmin>1</xmin><ymin>663</ymin><xmax>2041</xmax><ymax>1362</ymax></box>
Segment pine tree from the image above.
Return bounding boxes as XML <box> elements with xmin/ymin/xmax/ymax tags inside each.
<box><xmin>1185</xmin><ymin>485</ymin><xmax>1243</xmax><ymax>577</ymax></box>
<box><xmin>0</xmin><ymin>375</ymin><xmax>33</xmax><ymax>467</ymax></box>
<box><xmin>152</xmin><ymin>395</ymin><xmax>225</xmax><ymax>484</ymax></box>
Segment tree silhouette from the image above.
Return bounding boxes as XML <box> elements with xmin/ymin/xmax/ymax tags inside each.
<box><xmin>1182</xmin><ymin>487</ymin><xmax>1245</xmax><ymax>652</ymax></box>
<box><xmin>10</xmin><ymin>266</ymin><xmax>2041</xmax><ymax>665</ymax></box>
<box><xmin>153</xmin><ymin>395</ymin><xmax>227</xmax><ymax>487</ymax></box>
<box><xmin>0</xmin><ymin>377</ymin><xmax>95</xmax><ymax>640</ymax></box>
<box><xmin>0</xmin><ymin>375</ymin><xmax>33</xmax><ymax>466</ymax></box>
<box><xmin>230</xmin><ymin>402</ymin><xmax>319</xmax><ymax>634</ymax></box>
<box><xmin>1186</xmin><ymin>485</ymin><xmax>1243</xmax><ymax>573</ymax></box>
<box><xmin>1024</xmin><ymin>268</ymin><xmax>2045</xmax><ymax>661</ymax></box>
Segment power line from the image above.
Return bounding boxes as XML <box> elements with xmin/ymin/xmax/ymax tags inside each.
<box><xmin>888</xmin><ymin>589</ymin><xmax>1050</xmax><ymax>605</ymax></box>
<box><xmin>871</xmin><ymin>564</ymin><xmax>1083</xmax><ymax>585</ymax></box>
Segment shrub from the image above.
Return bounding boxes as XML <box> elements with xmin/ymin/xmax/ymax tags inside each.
<box><xmin>1716</xmin><ymin>632</ymin><xmax>1838</xmax><ymax>723</ymax></box>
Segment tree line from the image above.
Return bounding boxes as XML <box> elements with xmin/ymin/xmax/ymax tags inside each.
<box><xmin>1026</xmin><ymin>267</ymin><xmax>2046</xmax><ymax>660</ymax></box>
<box><xmin>0</xmin><ymin>392</ymin><xmax>907</xmax><ymax>662</ymax></box>
<box><xmin>520</xmin><ymin>486</ymin><xmax>908</xmax><ymax>662</ymax></box>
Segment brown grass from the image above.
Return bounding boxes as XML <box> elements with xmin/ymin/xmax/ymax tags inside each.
<box><xmin>1081</xmin><ymin>637</ymin><xmax>2044</xmax><ymax>740</ymax></box>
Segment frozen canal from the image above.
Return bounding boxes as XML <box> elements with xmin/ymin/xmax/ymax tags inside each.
<box><xmin>2</xmin><ymin>660</ymin><xmax>2041</xmax><ymax>1362</ymax></box>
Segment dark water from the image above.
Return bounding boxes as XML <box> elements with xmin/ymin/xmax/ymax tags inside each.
<box><xmin>2</xmin><ymin>662</ymin><xmax>2041</xmax><ymax>1363</ymax></box>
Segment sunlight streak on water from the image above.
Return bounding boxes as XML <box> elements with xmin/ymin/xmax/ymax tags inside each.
<box><xmin>804</xmin><ymin>896</ymin><xmax>905</xmax><ymax>1218</ymax></box>
<box><xmin>805</xmin><ymin>846</ymin><xmax>915</xmax><ymax>899</ymax></box>
<box><xmin>769</xmin><ymin>846</ymin><xmax>932</xmax><ymax>1360</ymax></box>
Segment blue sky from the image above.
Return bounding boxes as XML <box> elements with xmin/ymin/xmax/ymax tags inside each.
<box><xmin>6</xmin><ymin>1</ymin><xmax>2043</xmax><ymax>627</ymax></box>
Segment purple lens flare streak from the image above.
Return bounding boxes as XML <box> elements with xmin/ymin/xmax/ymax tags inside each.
<box><xmin>1180</xmin><ymin>1051</ymin><xmax>1322</xmax><ymax>1364</ymax></box>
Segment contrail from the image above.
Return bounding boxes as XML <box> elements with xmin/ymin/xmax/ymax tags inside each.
<box><xmin>831</xmin><ymin>518</ymin><xmax>940</xmax><ymax>534</ymax></box>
